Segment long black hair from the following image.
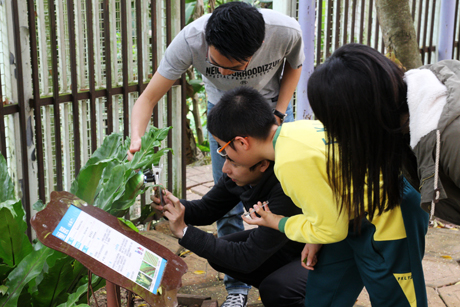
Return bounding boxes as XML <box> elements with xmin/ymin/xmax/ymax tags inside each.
<box><xmin>307</xmin><ymin>43</ymin><xmax>410</xmax><ymax>225</ymax></box>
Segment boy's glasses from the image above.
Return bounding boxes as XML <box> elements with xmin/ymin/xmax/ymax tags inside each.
<box><xmin>216</xmin><ymin>137</ymin><xmax>247</xmax><ymax>157</ymax></box>
<box><xmin>205</xmin><ymin>48</ymin><xmax>250</xmax><ymax>73</ymax></box>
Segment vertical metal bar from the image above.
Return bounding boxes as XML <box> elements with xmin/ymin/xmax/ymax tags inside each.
<box><xmin>0</xmin><ymin>67</ymin><xmax>5</xmax><ymax>159</ymax></box>
<box><xmin>325</xmin><ymin>0</ymin><xmax>333</xmax><ymax>58</ymax></box>
<box><xmin>455</xmin><ymin>0</ymin><xmax>460</xmax><ymax>60</ymax></box>
<box><xmin>367</xmin><ymin>0</ymin><xmax>374</xmax><ymax>46</ymax></box>
<box><xmin>422</xmin><ymin>0</ymin><xmax>430</xmax><ymax>63</ymax></box>
<box><xmin>104</xmin><ymin>0</ymin><xmax>113</xmax><ymax>134</ymax></box>
<box><xmin>427</xmin><ymin>0</ymin><xmax>437</xmax><ymax>63</ymax></box>
<box><xmin>351</xmin><ymin>0</ymin><xmax>357</xmax><ymax>42</ymax></box>
<box><xmin>359</xmin><ymin>0</ymin><xmax>365</xmax><ymax>44</ymax></box>
<box><xmin>121</xmin><ymin>0</ymin><xmax>130</xmax><ymax>139</ymax></box>
<box><xmin>49</xmin><ymin>0</ymin><xmax>64</xmax><ymax>191</ymax></box>
<box><xmin>136</xmin><ymin>0</ymin><xmax>144</xmax><ymax>95</ymax></box>
<box><xmin>12</xmin><ymin>0</ymin><xmax>32</xmax><ymax>238</ymax></box>
<box><xmin>180</xmin><ymin>0</ymin><xmax>186</xmax><ymax>198</ymax></box>
<box><xmin>343</xmin><ymin>0</ymin><xmax>349</xmax><ymax>45</ymax></box>
<box><xmin>67</xmin><ymin>0</ymin><xmax>81</xmax><ymax>177</ymax></box>
<box><xmin>166</xmin><ymin>0</ymin><xmax>173</xmax><ymax>192</ymax></box>
<box><xmin>27</xmin><ymin>0</ymin><xmax>45</xmax><ymax>200</ymax></box>
<box><xmin>316</xmin><ymin>0</ymin><xmax>323</xmax><ymax>63</ymax></box>
<box><xmin>334</xmin><ymin>0</ymin><xmax>341</xmax><ymax>50</ymax></box>
<box><xmin>438</xmin><ymin>0</ymin><xmax>456</xmax><ymax>60</ymax></box>
<box><xmin>151</xmin><ymin>0</ymin><xmax>158</xmax><ymax>127</ymax></box>
<box><xmin>342</xmin><ymin>0</ymin><xmax>349</xmax><ymax>45</ymax></box>
<box><xmin>86</xmin><ymin>0</ymin><xmax>97</xmax><ymax>152</ymax></box>
<box><xmin>412</xmin><ymin>0</ymin><xmax>417</xmax><ymax>20</ymax></box>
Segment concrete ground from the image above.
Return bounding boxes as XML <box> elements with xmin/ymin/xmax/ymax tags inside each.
<box><xmin>144</xmin><ymin>163</ymin><xmax>460</xmax><ymax>307</ymax></box>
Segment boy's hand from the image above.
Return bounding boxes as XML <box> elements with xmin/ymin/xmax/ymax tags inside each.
<box><xmin>301</xmin><ymin>243</ymin><xmax>322</xmax><ymax>270</ymax></box>
<box><xmin>158</xmin><ymin>189</ymin><xmax>187</xmax><ymax>239</ymax></box>
<box><xmin>150</xmin><ymin>187</ymin><xmax>166</xmax><ymax>218</ymax></box>
<box><xmin>241</xmin><ymin>202</ymin><xmax>284</xmax><ymax>230</ymax></box>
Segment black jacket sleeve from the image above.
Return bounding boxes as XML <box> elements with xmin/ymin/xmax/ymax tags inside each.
<box><xmin>178</xmin><ymin>183</ymin><xmax>302</xmax><ymax>273</ymax></box>
<box><xmin>180</xmin><ymin>175</ymin><xmax>243</xmax><ymax>226</ymax></box>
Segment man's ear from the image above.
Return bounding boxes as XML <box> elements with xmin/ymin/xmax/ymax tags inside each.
<box><xmin>234</xmin><ymin>136</ymin><xmax>250</xmax><ymax>150</ymax></box>
<box><xmin>259</xmin><ymin>160</ymin><xmax>270</xmax><ymax>173</ymax></box>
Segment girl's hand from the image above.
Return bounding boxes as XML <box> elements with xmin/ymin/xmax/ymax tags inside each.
<box><xmin>241</xmin><ymin>202</ymin><xmax>284</xmax><ymax>230</ymax></box>
<box><xmin>301</xmin><ymin>243</ymin><xmax>322</xmax><ymax>270</ymax></box>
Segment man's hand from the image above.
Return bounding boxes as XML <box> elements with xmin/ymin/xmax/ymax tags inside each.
<box><xmin>127</xmin><ymin>138</ymin><xmax>142</xmax><ymax>161</ymax></box>
<box><xmin>301</xmin><ymin>243</ymin><xmax>322</xmax><ymax>270</ymax></box>
<box><xmin>153</xmin><ymin>189</ymin><xmax>187</xmax><ymax>239</ymax></box>
<box><xmin>241</xmin><ymin>202</ymin><xmax>284</xmax><ymax>230</ymax></box>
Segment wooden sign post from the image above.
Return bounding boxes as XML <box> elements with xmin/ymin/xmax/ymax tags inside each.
<box><xmin>31</xmin><ymin>191</ymin><xmax>188</xmax><ymax>306</ymax></box>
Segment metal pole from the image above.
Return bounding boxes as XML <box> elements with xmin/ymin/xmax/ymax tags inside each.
<box><xmin>296</xmin><ymin>0</ymin><xmax>316</xmax><ymax>120</ymax></box>
<box><xmin>438</xmin><ymin>0</ymin><xmax>456</xmax><ymax>61</ymax></box>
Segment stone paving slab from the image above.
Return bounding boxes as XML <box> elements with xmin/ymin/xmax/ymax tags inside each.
<box><xmin>425</xmin><ymin>227</ymin><xmax>460</xmax><ymax>261</ymax></box>
<box><xmin>423</xmin><ymin>258</ymin><xmax>460</xmax><ymax>288</ymax></box>
<box><xmin>438</xmin><ymin>283</ymin><xmax>460</xmax><ymax>306</ymax></box>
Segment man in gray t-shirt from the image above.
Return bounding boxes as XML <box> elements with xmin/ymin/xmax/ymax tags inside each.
<box><xmin>129</xmin><ymin>3</ymin><xmax>304</xmax><ymax>306</ymax></box>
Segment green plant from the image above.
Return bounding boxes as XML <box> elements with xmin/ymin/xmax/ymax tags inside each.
<box><xmin>0</xmin><ymin>126</ymin><xmax>171</xmax><ymax>306</ymax></box>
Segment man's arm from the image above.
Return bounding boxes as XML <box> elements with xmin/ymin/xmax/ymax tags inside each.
<box><xmin>128</xmin><ymin>72</ymin><xmax>176</xmax><ymax>159</ymax></box>
<box><xmin>274</xmin><ymin>64</ymin><xmax>302</xmax><ymax>124</ymax></box>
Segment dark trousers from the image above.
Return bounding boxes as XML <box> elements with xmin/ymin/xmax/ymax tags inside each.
<box><xmin>208</xmin><ymin>230</ymin><xmax>308</xmax><ymax>307</ymax></box>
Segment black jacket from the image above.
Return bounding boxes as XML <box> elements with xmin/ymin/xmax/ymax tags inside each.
<box><xmin>179</xmin><ymin>163</ymin><xmax>304</xmax><ymax>273</ymax></box>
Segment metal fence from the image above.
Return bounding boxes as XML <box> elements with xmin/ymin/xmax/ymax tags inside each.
<box><xmin>1</xmin><ymin>0</ymin><xmax>186</xmax><ymax>237</ymax></box>
<box><xmin>1</xmin><ymin>0</ymin><xmax>460</xmax><ymax>237</ymax></box>
<box><xmin>313</xmin><ymin>0</ymin><xmax>460</xmax><ymax>64</ymax></box>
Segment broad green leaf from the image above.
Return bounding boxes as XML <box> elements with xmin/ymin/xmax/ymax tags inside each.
<box><xmin>31</xmin><ymin>254</ymin><xmax>75</xmax><ymax>307</ymax></box>
<box><xmin>129</xmin><ymin>126</ymin><xmax>172</xmax><ymax>170</ymax></box>
<box><xmin>92</xmin><ymin>164</ymin><xmax>127</xmax><ymax>211</ymax></box>
<box><xmin>70</xmin><ymin>161</ymin><xmax>112</xmax><ymax>204</ymax></box>
<box><xmin>56</xmin><ymin>279</ymin><xmax>98</xmax><ymax>307</ymax></box>
<box><xmin>0</xmin><ymin>247</ymin><xmax>54</xmax><ymax>307</ymax></box>
<box><xmin>0</xmin><ymin>264</ymin><xmax>13</xmax><ymax>282</ymax></box>
<box><xmin>0</xmin><ymin>285</ymin><xmax>7</xmax><ymax>296</ymax></box>
<box><xmin>109</xmin><ymin>171</ymin><xmax>146</xmax><ymax>216</ymax></box>
<box><xmin>118</xmin><ymin>217</ymin><xmax>139</xmax><ymax>232</ymax></box>
<box><xmin>0</xmin><ymin>154</ymin><xmax>14</xmax><ymax>203</ymax></box>
<box><xmin>0</xmin><ymin>207</ymin><xmax>33</xmax><ymax>267</ymax></box>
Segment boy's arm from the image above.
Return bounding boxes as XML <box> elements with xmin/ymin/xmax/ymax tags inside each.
<box><xmin>275</xmin><ymin>65</ymin><xmax>302</xmax><ymax>124</ymax></box>
<box><xmin>179</xmin><ymin>187</ymin><xmax>302</xmax><ymax>273</ymax></box>
<box><xmin>128</xmin><ymin>72</ymin><xmax>176</xmax><ymax>159</ymax></box>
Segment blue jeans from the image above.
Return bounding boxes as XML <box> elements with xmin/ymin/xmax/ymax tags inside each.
<box><xmin>207</xmin><ymin>101</ymin><xmax>294</xmax><ymax>294</ymax></box>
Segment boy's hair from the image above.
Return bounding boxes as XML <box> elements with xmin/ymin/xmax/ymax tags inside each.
<box><xmin>205</xmin><ymin>2</ymin><xmax>265</xmax><ymax>62</ymax></box>
<box><xmin>208</xmin><ymin>87</ymin><xmax>276</xmax><ymax>148</ymax></box>
<box><xmin>307</xmin><ymin>43</ymin><xmax>410</xmax><ymax>226</ymax></box>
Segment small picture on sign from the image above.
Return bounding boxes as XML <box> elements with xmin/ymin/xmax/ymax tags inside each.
<box><xmin>143</xmin><ymin>250</ymin><xmax>159</xmax><ymax>266</ymax></box>
<box><xmin>136</xmin><ymin>271</ymin><xmax>153</xmax><ymax>289</ymax></box>
<box><xmin>140</xmin><ymin>261</ymin><xmax>157</xmax><ymax>278</ymax></box>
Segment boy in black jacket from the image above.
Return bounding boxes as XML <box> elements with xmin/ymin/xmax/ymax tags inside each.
<box><xmin>151</xmin><ymin>158</ymin><xmax>310</xmax><ymax>307</ymax></box>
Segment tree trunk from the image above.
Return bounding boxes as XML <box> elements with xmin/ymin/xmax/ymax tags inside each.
<box><xmin>376</xmin><ymin>0</ymin><xmax>423</xmax><ymax>70</ymax></box>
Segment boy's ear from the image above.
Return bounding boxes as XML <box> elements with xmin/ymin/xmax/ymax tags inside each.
<box><xmin>234</xmin><ymin>136</ymin><xmax>250</xmax><ymax>150</ymax></box>
<box><xmin>259</xmin><ymin>160</ymin><xmax>270</xmax><ymax>173</ymax></box>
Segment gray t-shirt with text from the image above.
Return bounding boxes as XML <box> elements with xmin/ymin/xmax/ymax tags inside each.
<box><xmin>157</xmin><ymin>9</ymin><xmax>305</xmax><ymax>107</ymax></box>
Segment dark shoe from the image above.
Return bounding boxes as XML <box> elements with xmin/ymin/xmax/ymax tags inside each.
<box><xmin>220</xmin><ymin>293</ymin><xmax>248</xmax><ymax>307</ymax></box>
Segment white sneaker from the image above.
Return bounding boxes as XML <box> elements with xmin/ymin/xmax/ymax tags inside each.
<box><xmin>220</xmin><ymin>293</ymin><xmax>248</xmax><ymax>307</ymax></box>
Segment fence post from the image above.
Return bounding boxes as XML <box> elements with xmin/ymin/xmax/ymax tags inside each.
<box><xmin>170</xmin><ymin>1</ymin><xmax>183</xmax><ymax>198</ymax></box>
<box><xmin>437</xmin><ymin>0</ymin><xmax>456</xmax><ymax>61</ymax></box>
<box><xmin>8</xmin><ymin>0</ymin><xmax>38</xmax><ymax>238</ymax></box>
<box><xmin>296</xmin><ymin>0</ymin><xmax>315</xmax><ymax>120</ymax></box>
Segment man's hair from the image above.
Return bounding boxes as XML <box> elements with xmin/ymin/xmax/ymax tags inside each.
<box><xmin>205</xmin><ymin>2</ymin><xmax>265</xmax><ymax>62</ymax></box>
<box><xmin>307</xmin><ymin>43</ymin><xmax>410</xmax><ymax>226</ymax></box>
<box><xmin>208</xmin><ymin>87</ymin><xmax>276</xmax><ymax>149</ymax></box>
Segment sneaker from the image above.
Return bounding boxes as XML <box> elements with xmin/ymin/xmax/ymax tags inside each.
<box><xmin>221</xmin><ymin>293</ymin><xmax>247</xmax><ymax>307</ymax></box>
